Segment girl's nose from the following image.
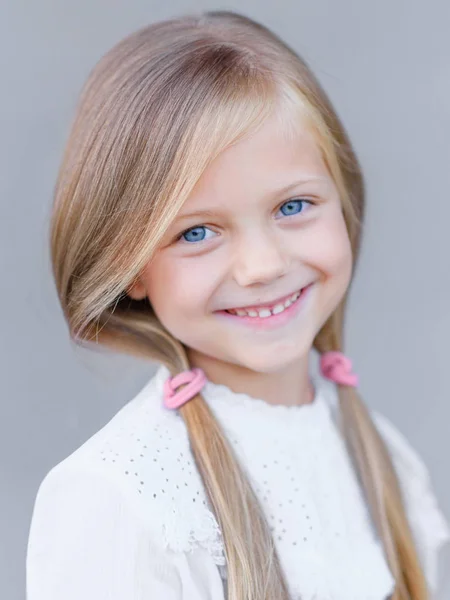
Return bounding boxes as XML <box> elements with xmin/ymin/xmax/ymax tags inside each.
<box><xmin>232</xmin><ymin>231</ymin><xmax>289</xmax><ymax>287</ymax></box>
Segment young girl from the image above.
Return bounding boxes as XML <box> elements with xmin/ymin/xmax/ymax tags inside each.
<box><xmin>26</xmin><ymin>10</ymin><xmax>449</xmax><ymax>600</ymax></box>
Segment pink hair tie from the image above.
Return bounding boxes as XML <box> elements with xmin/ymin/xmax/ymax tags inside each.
<box><xmin>320</xmin><ymin>351</ymin><xmax>359</xmax><ymax>387</ymax></box>
<box><xmin>163</xmin><ymin>367</ymin><xmax>207</xmax><ymax>410</ymax></box>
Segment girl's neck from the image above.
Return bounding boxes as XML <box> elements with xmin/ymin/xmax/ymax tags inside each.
<box><xmin>187</xmin><ymin>349</ymin><xmax>315</xmax><ymax>408</ymax></box>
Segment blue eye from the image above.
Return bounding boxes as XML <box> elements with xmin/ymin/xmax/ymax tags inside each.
<box><xmin>180</xmin><ymin>226</ymin><xmax>216</xmax><ymax>243</ymax></box>
<box><xmin>278</xmin><ymin>199</ymin><xmax>310</xmax><ymax>217</ymax></box>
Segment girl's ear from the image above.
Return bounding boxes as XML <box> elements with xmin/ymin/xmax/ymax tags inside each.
<box><xmin>126</xmin><ymin>277</ymin><xmax>147</xmax><ymax>300</ymax></box>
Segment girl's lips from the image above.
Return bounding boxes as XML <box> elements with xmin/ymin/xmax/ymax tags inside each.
<box><xmin>215</xmin><ymin>283</ymin><xmax>314</xmax><ymax>330</ymax></box>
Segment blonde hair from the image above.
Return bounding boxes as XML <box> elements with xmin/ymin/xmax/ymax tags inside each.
<box><xmin>50</xmin><ymin>10</ymin><xmax>428</xmax><ymax>599</ymax></box>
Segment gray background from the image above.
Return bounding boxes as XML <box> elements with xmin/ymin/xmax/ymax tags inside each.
<box><xmin>1</xmin><ymin>1</ymin><xmax>449</xmax><ymax>598</ymax></box>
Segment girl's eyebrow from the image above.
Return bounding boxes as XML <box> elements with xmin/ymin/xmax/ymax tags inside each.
<box><xmin>274</xmin><ymin>175</ymin><xmax>330</xmax><ymax>196</ymax></box>
<box><xmin>175</xmin><ymin>175</ymin><xmax>329</xmax><ymax>223</ymax></box>
<box><xmin>175</xmin><ymin>209</ymin><xmax>223</xmax><ymax>223</ymax></box>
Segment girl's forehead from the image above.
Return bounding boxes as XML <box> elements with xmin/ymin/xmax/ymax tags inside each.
<box><xmin>185</xmin><ymin>117</ymin><xmax>332</xmax><ymax>203</ymax></box>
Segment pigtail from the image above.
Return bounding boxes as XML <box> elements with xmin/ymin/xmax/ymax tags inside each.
<box><xmin>338</xmin><ymin>385</ymin><xmax>428</xmax><ymax>600</ymax></box>
<box><xmin>180</xmin><ymin>387</ymin><xmax>291</xmax><ymax>600</ymax></box>
<box><xmin>170</xmin><ymin>345</ymin><xmax>291</xmax><ymax>600</ymax></box>
<box><xmin>315</xmin><ymin>312</ymin><xmax>429</xmax><ymax>600</ymax></box>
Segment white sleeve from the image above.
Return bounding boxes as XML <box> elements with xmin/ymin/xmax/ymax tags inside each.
<box><xmin>373</xmin><ymin>412</ymin><xmax>450</xmax><ymax>594</ymax></box>
<box><xmin>26</xmin><ymin>464</ymin><xmax>226</xmax><ymax>600</ymax></box>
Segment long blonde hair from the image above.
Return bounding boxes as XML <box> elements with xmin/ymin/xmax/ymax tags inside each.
<box><xmin>50</xmin><ymin>10</ymin><xmax>428</xmax><ymax>599</ymax></box>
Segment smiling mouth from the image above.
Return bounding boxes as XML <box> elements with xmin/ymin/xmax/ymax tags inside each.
<box><xmin>225</xmin><ymin>288</ymin><xmax>305</xmax><ymax>319</ymax></box>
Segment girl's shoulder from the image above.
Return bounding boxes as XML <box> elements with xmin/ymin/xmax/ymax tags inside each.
<box><xmin>320</xmin><ymin>358</ymin><xmax>449</xmax><ymax>592</ymax></box>
<box><xmin>371</xmin><ymin>411</ymin><xmax>450</xmax><ymax>591</ymax></box>
<box><xmin>32</xmin><ymin>364</ymin><xmax>226</xmax><ymax>566</ymax></box>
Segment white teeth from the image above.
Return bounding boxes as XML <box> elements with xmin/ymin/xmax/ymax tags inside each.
<box><xmin>227</xmin><ymin>289</ymin><xmax>304</xmax><ymax>318</ymax></box>
<box><xmin>272</xmin><ymin>303</ymin><xmax>285</xmax><ymax>315</ymax></box>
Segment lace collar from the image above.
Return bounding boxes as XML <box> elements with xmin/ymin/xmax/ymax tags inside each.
<box><xmin>151</xmin><ymin>350</ymin><xmax>339</xmax><ymax>426</ymax></box>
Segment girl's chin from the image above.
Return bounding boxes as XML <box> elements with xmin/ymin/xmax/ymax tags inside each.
<box><xmin>230</xmin><ymin>350</ymin><xmax>308</xmax><ymax>375</ymax></box>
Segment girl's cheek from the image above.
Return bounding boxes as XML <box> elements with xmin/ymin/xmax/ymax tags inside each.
<box><xmin>294</xmin><ymin>216</ymin><xmax>351</xmax><ymax>273</ymax></box>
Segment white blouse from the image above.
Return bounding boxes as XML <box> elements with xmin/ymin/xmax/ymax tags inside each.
<box><xmin>26</xmin><ymin>352</ymin><xmax>450</xmax><ymax>600</ymax></box>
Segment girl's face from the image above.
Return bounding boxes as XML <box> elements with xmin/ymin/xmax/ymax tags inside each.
<box><xmin>129</xmin><ymin>112</ymin><xmax>353</xmax><ymax>374</ymax></box>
